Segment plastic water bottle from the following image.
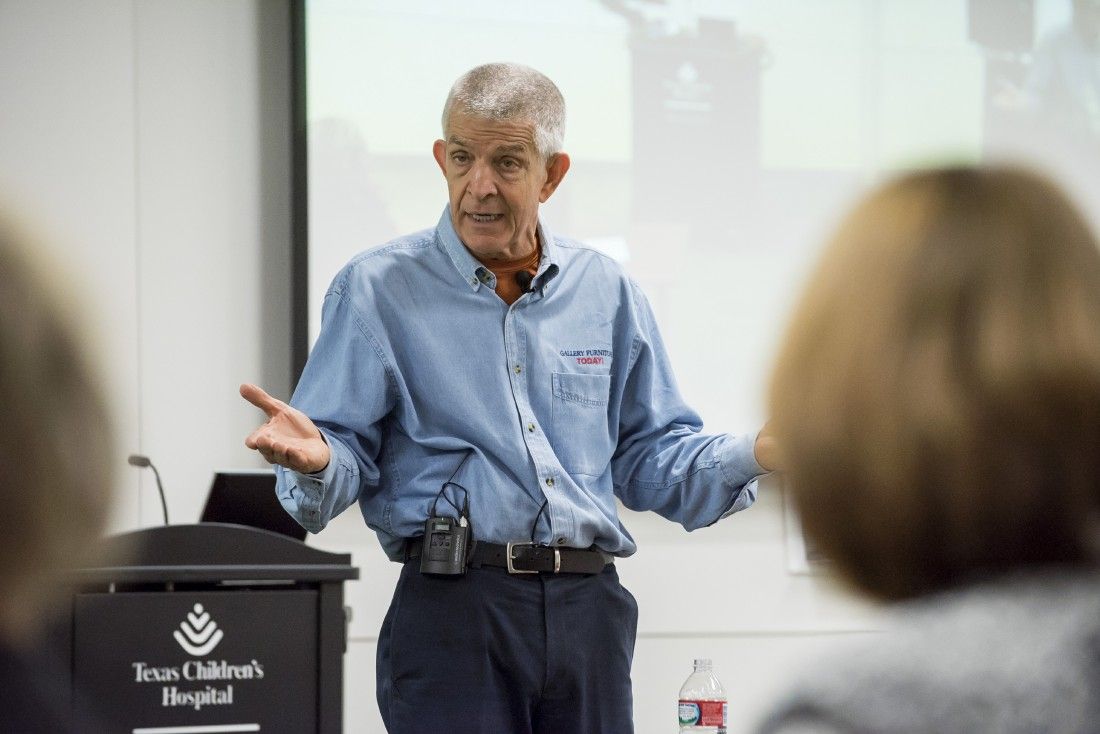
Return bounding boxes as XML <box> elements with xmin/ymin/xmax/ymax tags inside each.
<box><xmin>678</xmin><ymin>658</ymin><xmax>727</xmax><ymax>733</ymax></box>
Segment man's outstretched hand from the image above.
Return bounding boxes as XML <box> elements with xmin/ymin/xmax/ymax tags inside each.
<box><xmin>241</xmin><ymin>383</ymin><xmax>331</xmax><ymax>474</ymax></box>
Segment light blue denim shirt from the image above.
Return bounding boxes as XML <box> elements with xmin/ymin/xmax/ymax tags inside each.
<box><xmin>278</xmin><ymin>208</ymin><xmax>764</xmax><ymax>560</ymax></box>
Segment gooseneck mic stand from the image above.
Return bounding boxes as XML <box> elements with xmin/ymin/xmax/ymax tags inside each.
<box><xmin>127</xmin><ymin>454</ymin><xmax>170</xmax><ymax>525</ymax></box>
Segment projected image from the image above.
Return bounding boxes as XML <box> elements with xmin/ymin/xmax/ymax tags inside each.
<box><xmin>306</xmin><ymin>0</ymin><xmax>1100</xmax><ymax>428</ymax></box>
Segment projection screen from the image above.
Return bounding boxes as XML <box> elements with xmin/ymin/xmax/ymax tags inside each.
<box><xmin>303</xmin><ymin>0</ymin><xmax>1100</xmax><ymax>432</ymax></box>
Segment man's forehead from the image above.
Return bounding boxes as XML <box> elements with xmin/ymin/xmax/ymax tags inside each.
<box><xmin>447</xmin><ymin>135</ymin><xmax>528</xmax><ymax>154</ymax></box>
<box><xmin>446</xmin><ymin>112</ymin><xmax>537</xmax><ymax>152</ymax></box>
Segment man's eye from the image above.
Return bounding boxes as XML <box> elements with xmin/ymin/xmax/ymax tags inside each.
<box><xmin>500</xmin><ymin>158</ymin><xmax>519</xmax><ymax>170</ymax></box>
<box><xmin>452</xmin><ymin>152</ymin><xmax>469</xmax><ymax>164</ymax></box>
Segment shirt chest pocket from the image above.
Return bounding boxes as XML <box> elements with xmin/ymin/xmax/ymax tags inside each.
<box><xmin>550</xmin><ymin>372</ymin><xmax>613</xmax><ymax>476</ymax></box>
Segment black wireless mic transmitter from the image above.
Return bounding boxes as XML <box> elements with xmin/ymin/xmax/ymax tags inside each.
<box><xmin>419</xmin><ymin>515</ymin><xmax>470</xmax><ymax>576</ymax></box>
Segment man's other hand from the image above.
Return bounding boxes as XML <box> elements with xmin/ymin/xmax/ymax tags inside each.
<box><xmin>754</xmin><ymin>422</ymin><xmax>779</xmax><ymax>473</ymax></box>
<box><xmin>240</xmin><ymin>383</ymin><xmax>331</xmax><ymax>474</ymax></box>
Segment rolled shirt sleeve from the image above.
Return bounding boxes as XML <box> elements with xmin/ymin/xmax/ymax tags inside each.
<box><xmin>274</xmin><ymin>280</ymin><xmax>394</xmax><ymax>534</ymax></box>
<box><xmin>611</xmin><ymin>281</ymin><xmax>767</xmax><ymax>530</ymax></box>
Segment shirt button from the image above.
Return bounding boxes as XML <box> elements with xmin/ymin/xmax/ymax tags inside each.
<box><xmin>557</xmin><ymin>538</ymin><xmax>566</xmax><ymax>545</ymax></box>
<box><xmin>545</xmin><ymin>477</ymin><xmax>555</xmax><ymax>487</ymax></box>
<box><xmin>514</xmin><ymin>365</ymin><xmax>522</xmax><ymax>374</ymax></box>
<box><xmin>470</xmin><ymin>277</ymin><xmax>478</xmax><ymax>286</ymax></box>
<box><xmin>527</xmin><ymin>423</ymin><xmax>536</xmax><ymax>433</ymax></box>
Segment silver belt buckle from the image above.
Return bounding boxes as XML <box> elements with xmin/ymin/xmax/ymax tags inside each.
<box><xmin>506</xmin><ymin>542</ymin><xmax>561</xmax><ymax>574</ymax></box>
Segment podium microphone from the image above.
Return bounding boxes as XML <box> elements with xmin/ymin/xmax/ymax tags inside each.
<box><xmin>127</xmin><ymin>454</ymin><xmax>170</xmax><ymax>525</ymax></box>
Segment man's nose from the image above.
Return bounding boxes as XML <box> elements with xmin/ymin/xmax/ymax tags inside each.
<box><xmin>467</xmin><ymin>162</ymin><xmax>497</xmax><ymax>199</ymax></box>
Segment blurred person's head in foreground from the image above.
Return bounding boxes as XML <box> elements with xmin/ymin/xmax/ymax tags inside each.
<box><xmin>770</xmin><ymin>165</ymin><xmax>1100</xmax><ymax>603</ymax></box>
<box><xmin>0</xmin><ymin>216</ymin><xmax>114</xmax><ymax>643</ymax></box>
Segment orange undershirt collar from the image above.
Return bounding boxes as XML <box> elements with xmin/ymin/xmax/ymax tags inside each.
<box><xmin>475</xmin><ymin>244</ymin><xmax>541</xmax><ymax>305</ymax></box>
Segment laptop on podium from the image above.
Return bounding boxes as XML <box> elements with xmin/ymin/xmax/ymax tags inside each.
<box><xmin>201</xmin><ymin>470</ymin><xmax>307</xmax><ymax>541</ymax></box>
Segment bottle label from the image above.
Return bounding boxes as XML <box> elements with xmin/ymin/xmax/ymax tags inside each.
<box><xmin>678</xmin><ymin>699</ymin><xmax>726</xmax><ymax>727</ymax></box>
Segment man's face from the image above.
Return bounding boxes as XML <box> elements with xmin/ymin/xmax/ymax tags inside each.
<box><xmin>433</xmin><ymin>110</ymin><xmax>569</xmax><ymax>261</ymax></box>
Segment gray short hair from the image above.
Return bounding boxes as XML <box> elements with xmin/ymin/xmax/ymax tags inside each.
<box><xmin>441</xmin><ymin>63</ymin><xmax>566</xmax><ymax>160</ymax></box>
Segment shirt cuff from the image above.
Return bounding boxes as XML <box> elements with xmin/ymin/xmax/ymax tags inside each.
<box><xmin>288</xmin><ymin>430</ymin><xmax>339</xmax><ymax>500</ymax></box>
<box><xmin>715</xmin><ymin>430</ymin><xmax>768</xmax><ymax>521</ymax></box>
<box><xmin>718</xmin><ymin>476</ymin><xmax>760</xmax><ymax>520</ymax></box>
<box><xmin>718</xmin><ymin>429</ymin><xmax>767</xmax><ymax>487</ymax></box>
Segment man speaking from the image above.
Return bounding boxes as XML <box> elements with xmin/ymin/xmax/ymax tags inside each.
<box><xmin>242</xmin><ymin>62</ymin><xmax>774</xmax><ymax>733</ymax></box>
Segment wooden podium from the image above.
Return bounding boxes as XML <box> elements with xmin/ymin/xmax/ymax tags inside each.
<box><xmin>63</xmin><ymin>523</ymin><xmax>359</xmax><ymax>733</ymax></box>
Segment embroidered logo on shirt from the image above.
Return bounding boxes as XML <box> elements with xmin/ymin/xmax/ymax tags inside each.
<box><xmin>559</xmin><ymin>348</ymin><xmax>612</xmax><ymax>366</ymax></box>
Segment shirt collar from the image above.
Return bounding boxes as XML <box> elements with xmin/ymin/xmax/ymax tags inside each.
<box><xmin>533</xmin><ymin>219</ymin><xmax>561</xmax><ymax>292</ymax></box>
<box><xmin>436</xmin><ymin>206</ymin><xmax>489</xmax><ymax>291</ymax></box>
<box><xmin>435</xmin><ymin>205</ymin><xmax>560</xmax><ymax>293</ymax></box>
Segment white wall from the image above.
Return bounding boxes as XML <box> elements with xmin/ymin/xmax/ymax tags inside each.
<box><xmin>0</xmin><ymin>2</ymin><xmax>879</xmax><ymax>732</ymax></box>
<box><xmin>0</xmin><ymin>0</ymin><xmax>143</xmax><ymax>528</ymax></box>
<box><xmin>0</xmin><ymin>0</ymin><xmax>292</xmax><ymax>530</ymax></box>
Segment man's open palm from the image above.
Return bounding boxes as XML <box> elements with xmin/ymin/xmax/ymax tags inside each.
<box><xmin>241</xmin><ymin>383</ymin><xmax>330</xmax><ymax>474</ymax></box>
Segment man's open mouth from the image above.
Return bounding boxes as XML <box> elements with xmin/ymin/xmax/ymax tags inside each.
<box><xmin>468</xmin><ymin>213</ymin><xmax>503</xmax><ymax>223</ymax></box>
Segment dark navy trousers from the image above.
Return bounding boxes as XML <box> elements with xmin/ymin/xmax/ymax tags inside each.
<box><xmin>376</xmin><ymin>561</ymin><xmax>639</xmax><ymax>733</ymax></box>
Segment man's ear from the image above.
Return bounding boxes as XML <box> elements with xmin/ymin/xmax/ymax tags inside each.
<box><xmin>432</xmin><ymin>139</ymin><xmax>447</xmax><ymax>175</ymax></box>
<box><xmin>539</xmin><ymin>152</ymin><xmax>571</xmax><ymax>203</ymax></box>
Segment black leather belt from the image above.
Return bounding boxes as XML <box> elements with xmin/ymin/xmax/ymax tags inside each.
<box><xmin>405</xmin><ymin>537</ymin><xmax>613</xmax><ymax>575</ymax></box>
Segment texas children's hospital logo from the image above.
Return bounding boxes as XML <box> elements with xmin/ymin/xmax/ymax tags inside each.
<box><xmin>130</xmin><ymin>603</ymin><xmax>265</xmax><ymax>713</ymax></box>
<box><xmin>175</xmin><ymin>603</ymin><xmax>223</xmax><ymax>656</ymax></box>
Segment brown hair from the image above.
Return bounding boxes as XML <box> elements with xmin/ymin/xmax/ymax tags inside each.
<box><xmin>0</xmin><ymin>218</ymin><xmax>114</xmax><ymax>639</ymax></box>
<box><xmin>770</xmin><ymin>166</ymin><xmax>1100</xmax><ymax>601</ymax></box>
